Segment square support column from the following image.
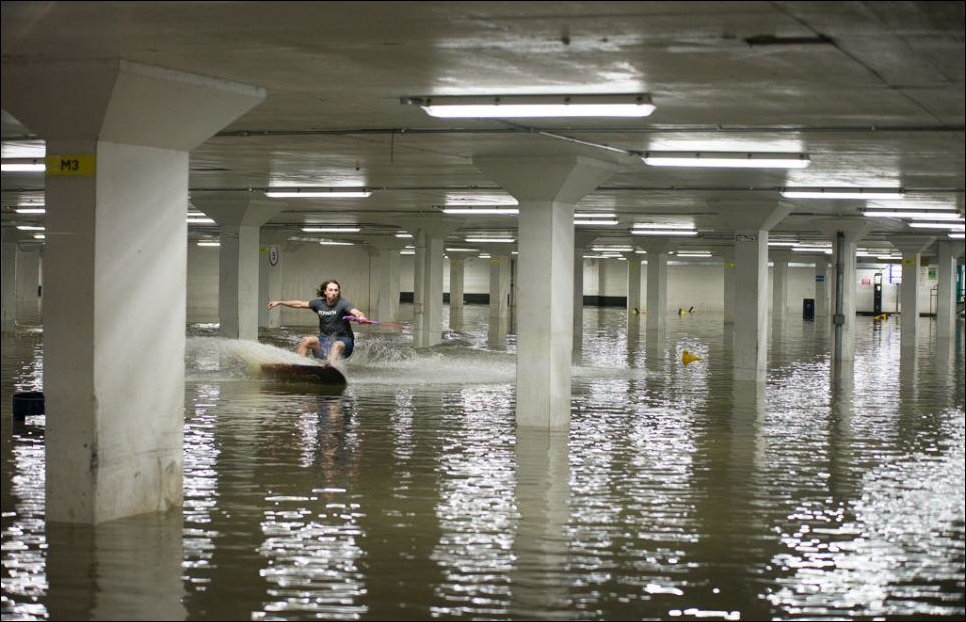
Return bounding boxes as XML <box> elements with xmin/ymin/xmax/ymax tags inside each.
<box><xmin>413</xmin><ymin>229</ymin><xmax>445</xmax><ymax>348</ymax></box>
<box><xmin>815</xmin><ymin>219</ymin><xmax>871</xmax><ymax>365</ymax></box>
<box><xmin>1</xmin><ymin>229</ymin><xmax>23</xmax><ymax>330</ymax></box>
<box><xmin>217</xmin><ymin>225</ymin><xmax>260</xmax><ymax>339</ymax></box>
<box><xmin>573</xmin><ymin>232</ymin><xmax>596</xmax><ymax>353</ymax></box>
<box><xmin>642</xmin><ymin>239</ymin><xmax>672</xmax><ymax>333</ymax></box>
<box><xmin>625</xmin><ymin>253</ymin><xmax>642</xmax><ymax>315</ymax></box>
<box><xmin>474</xmin><ymin>155</ymin><xmax>617</xmax><ymax>429</ymax></box>
<box><xmin>573</xmin><ymin>249</ymin><xmax>585</xmax><ymax>353</ymax></box>
<box><xmin>197</xmin><ymin>199</ymin><xmax>283</xmax><ymax>341</ymax></box>
<box><xmin>936</xmin><ymin>241</ymin><xmax>963</xmax><ymax>340</ymax></box>
<box><xmin>2</xmin><ymin>59</ymin><xmax>265</xmax><ymax>523</ymax></box>
<box><xmin>449</xmin><ymin>257</ymin><xmax>465</xmax><ymax>329</ymax></box>
<box><xmin>516</xmin><ymin>200</ymin><xmax>575</xmax><ymax>428</ymax></box>
<box><xmin>734</xmin><ymin>231</ymin><xmax>769</xmax><ymax>379</ymax></box>
<box><xmin>889</xmin><ymin>235</ymin><xmax>936</xmax><ymax>349</ymax></box>
<box><xmin>721</xmin><ymin>246</ymin><xmax>736</xmax><ymax>326</ymax></box>
<box><xmin>727</xmin><ymin>205</ymin><xmax>793</xmax><ymax>380</ymax></box>
<box><xmin>771</xmin><ymin>252</ymin><xmax>790</xmax><ymax>321</ymax></box>
<box><xmin>815</xmin><ymin>258</ymin><xmax>830</xmax><ymax>320</ymax></box>
<box><xmin>489</xmin><ymin>254</ymin><xmax>512</xmax><ymax>320</ymax></box>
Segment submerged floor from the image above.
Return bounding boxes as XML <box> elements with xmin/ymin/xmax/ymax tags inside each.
<box><xmin>2</xmin><ymin>305</ymin><xmax>964</xmax><ymax>620</ymax></box>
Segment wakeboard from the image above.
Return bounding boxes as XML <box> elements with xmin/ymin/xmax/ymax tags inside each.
<box><xmin>260</xmin><ymin>363</ymin><xmax>347</xmax><ymax>385</ymax></box>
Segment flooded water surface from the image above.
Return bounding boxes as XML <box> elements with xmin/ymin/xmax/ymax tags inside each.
<box><xmin>2</xmin><ymin>306</ymin><xmax>964</xmax><ymax>620</ymax></box>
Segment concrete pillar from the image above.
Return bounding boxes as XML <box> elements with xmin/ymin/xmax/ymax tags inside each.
<box><xmin>573</xmin><ymin>251</ymin><xmax>585</xmax><ymax>352</ymax></box>
<box><xmin>510</xmin><ymin>255</ymin><xmax>519</xmax><ymax>325</ymax></box>
<box><xmin>771</xmin><ymin>251</ymin><xmax>790</xmax><ymax>321</ymax></box>
<box><xmin>2</xmin><ymin>59</ymin><xmax>264</xmax><ymax>523</ymax></box>
<box><xmin>815</xmin><ymin>219</ymin><xmax>871</xmax><ymax>364</ymax></box>
<box><xmin>624</xmin><ymin>252</ymin><xmax>642</xmax><ymax>315</ymax></box>
<box><xmin>197</xmin><ymin>198</ymin><xmax>284</xmax><ymax>341</ymax></box>
<box><xmin>488</xmin><ymin>254</ymin><xmax>512</xmax><ymax>320</ymax></box>
<box><xmin>729</xmin><ymin>205</ymin><xmax>794</xmax><ymax>380</ymax></box>
<box><xmin>573</xmin><ymin>232</ymin><xmax>596</xmax><ymax>352</ymax></box>
<box><xmin>641</xmin><ymin>239</ymin><xmax>673</xmax><ymax>333</ymax></box>
<box><xmin>721</xmin><ymin>246</ymin><xmax>736</xmax><ymax>325</ymax></box>
<box><xmin>17</xmin><ymin>242</ymin><xmax>42</xmax><ymax>322</ymax></box>
<box><xmin>474</xmin><ymin>155</ymin><xmax>618</xmax><ymax>429</ymax></box>
<box><xmin>889</xmin><ymin>235</ymin><xmax>936</xmax><ymax>349</ymax></box>
<box><xmin>1</xmin><ymin>228</ymin><xmax>22</xmax><ymax>330</ymax></box>
<box><xmin>815</xmin><ymin>258</ymin><xmax>831</xmax><ymax>320</ymax></box>
<box><xmin>407</xmin><ymin>220</ymin><xmax>455</xmax><ymax>349</ymax></box>
<box><xmin>367</xmin><ymin>239</ymin><xmax>404</xmax><ymax>323</ymax></box>
<box><xmin>936</xmin><ymin>241</ymin><xmax>965</xmax><ymax>340</ymax></box>
<box><xmin>449</xmin><ymin>256</ymin><xmax>465</xmax><ymax>329</ymax></box>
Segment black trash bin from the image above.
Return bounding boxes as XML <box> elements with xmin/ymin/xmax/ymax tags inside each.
<box><xmin>803</xmin><ymin>298</ymin><xmax>815</xmax><ymax>321</ymax></box>
<box><xmin>12</xmin><ymin>392</ymin><xmax>45</xmax><ymax>419</ymax></box>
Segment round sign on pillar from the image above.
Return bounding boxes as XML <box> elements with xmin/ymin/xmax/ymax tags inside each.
<box><xmin>269</xmin><ymin>245</ymin><xmax>279</xmax><ymax>267</ymax></box>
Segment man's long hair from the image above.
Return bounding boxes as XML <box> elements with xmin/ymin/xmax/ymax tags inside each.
<box><xmin>317</xmin><ymin>279</ymin><xmax>341</xmax><ymax>298</ymax></box>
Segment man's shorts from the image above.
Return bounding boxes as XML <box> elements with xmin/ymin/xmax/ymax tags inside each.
<box><xmin>313</xmin><ymin>334</ymin><xmax>353</xmax><ymax>359</ymax></box>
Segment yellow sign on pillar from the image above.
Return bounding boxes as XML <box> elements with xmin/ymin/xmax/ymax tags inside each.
<box><xmin>45</xmin><ymin>155</ymin><xmax>96</xmax><ymax>176</ymax></box>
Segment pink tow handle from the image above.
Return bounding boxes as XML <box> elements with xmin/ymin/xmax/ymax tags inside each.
<box><xmin>343</xmin><ymin>314</ymin><xmax>379</xmax><ymax>325</ymax></box>
<box><xmin>342</xmin><ymin>315</ymin><xmax>404</xmax><ymax>329</ymax></box>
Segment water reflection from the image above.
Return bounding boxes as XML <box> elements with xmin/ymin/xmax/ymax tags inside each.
<box><xmin>46</xmin><ymin>514</ymin><xmax>186</xmax><ymax>621</ymax></box>
<box><xmin>510</xmin><ymin>428</ymin><xmax>571</xmax><ymax>618</ymax></box>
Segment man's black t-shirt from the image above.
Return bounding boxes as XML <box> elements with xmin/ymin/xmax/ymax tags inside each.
<box><xmin>308</xmin><ymin>298</ymin><xmax>355</xmax><ymax>339</ymax></box>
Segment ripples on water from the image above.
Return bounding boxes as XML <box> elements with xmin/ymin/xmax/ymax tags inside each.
<box><xmin>2</xmin><ymin>307</ymin><xmax>964</xmax><ymax>620</ymax></box>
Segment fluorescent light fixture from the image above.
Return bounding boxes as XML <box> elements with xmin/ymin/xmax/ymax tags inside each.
<box><xmin>266</xmin><ymin>188</ymin><xmax>371</xmax><ymax>198</ymax></box>
<box><xmin>768</xmin><ymin>241</ymin><xmax>798</xmax><ymax>247</ymax></box>
<box><xmin>478</xmin><ymin>253</ymin><xmax>492</xmax><ymax>259</ymax></box>
<box><xmin>861</xmin><ymin>210</ymin><xmax>964</xmax><ymax>220</ymax></box>
<box><xmin>949</xmin><ymin>233</ymin><xmax>965</xmax><ymax>239</ymax></box>
<box><xmin>33</xmin><ymin>234</ymin><xmax>45</xmax><ymax>240</ymax></box>
<box><xmin>407</xmin><ymin>94</ymin><xmax>655</xmax><ymax>118</ymax></box>
<box><xmin>865</xmin><ymin>202</ymin><xmax>957</xmax><ymax>211</ymax></box>
<box><xmin>633</xmin><ymin>222</ymin><xmax>695</xmax><ymax>230</ymax></box>
<box><xmin>591</xmin><ymin>246</ymin><xmax>634</xmax><ymax>252</ymax></box>
<box><xmin>907</xmin><ymin>222</ymin><xmax>966</xmax><ymax>230</ymax></box>
<box><xmin>465</xmin><ymin>237</ymin><xmax>514</xmax><ymax>243</ymax></box>
<box><xmin>187</xmin><ymin>217</ymin><xmax>215</xmax><ymax>224</ymax></box>
<box><xmin>444</xmin><ymin>193</ymin><xmax>517</xmax><ymax>206</ymax></box>
<box><xmin>1</xmin><ymin>158</ymin><xmax>45</xmax><ymax>173</ymax></box>
<box><xmin>16</xmin><ymin>225</ymin><xmax>44</xmax><ymax>231</ymax></box>
<box><xmin>196</xmin><ymin>241</ymin><xmax>220</xmax><ymax>247</ymax></box>
<box><xmin>876</xmin><ymin>255</ymin><xmax>901</xmax><ymax>260</ymax></box>
<box><xmin>445</xmin><ymin>247</ymin><xmax>479</xmax><ymax>252</ymax></box>
<box><xmin>631</xmin><ymin>230</ymin><xmax>698</xmax><ymax>237</ymax></box>
<box><xmin>642</xmin><ymin>151</ymin><xmax>810</xmax><ymax>169</ymax></box>
<box><xmin>394</xmin><ymin>233</ymin><xmax>413</xmax><ymax>238</ymax></box>
<box><xmin>15</xmin><ymin>207</ymin><xmax>46</xmax><ymax>214</ymax></box>
<box><xmin>400</xmin><ymin>250</ymin><xmax>415</xmax><ymax>255</ymax></box>
<box><xmin>575</xmin><ymin>212</ymin><xmax>616</xmax><ymax>219</ymax></box>
<box><xmin>794</xmin><ymin>247</ymin><xmax>832</xmax><ymax>254</ymax></box>
<box><xmin>319</xmin><ymin>240</ymin><xmax>354</xmax><ymax>246</ymax></box>
<box><xmin>442</xmin><ymin>207</ymin><xmax>519</xmax><ymax>215</ymax></box>
<box><xmin>676</xmin><ymin>252</ymin><xmax>713</xmax><ymax>258</ymax></box>
<box><xmin>781</xmin><ymin>187</ymin><xmax>904</xmax><ymax>200</ymax></box>
<box><xmin>301</xmin><ymin>226</ymin><xmax>361</xmax><ymax>233</ymax></box>
<box><xmin>574</xmin><ymin>219</ymin><xmax>618</xmax><ymax>226</ymax></box>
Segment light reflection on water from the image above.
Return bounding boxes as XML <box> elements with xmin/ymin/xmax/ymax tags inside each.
<box><xmin>1</xmin><ymin>305</ymin><xmax>964</xmax><ymax>620</ymax></box>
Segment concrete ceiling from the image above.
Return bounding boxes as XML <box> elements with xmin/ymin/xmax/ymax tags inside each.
<box><xmin>2</xmin><ymin>1</ymin><xmax>964</xmax><ymax>254</ymax></box>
